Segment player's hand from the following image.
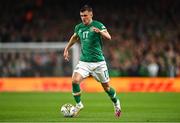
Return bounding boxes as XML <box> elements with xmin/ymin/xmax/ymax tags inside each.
<box><xmin>92</xmin><ymin>26</ymin><xmax>100</xmax><ymax>33</ymax></box>
<box><xmin>92</xmin><ymin>26</ymin><xmax>111</xmax><ymax>40</ymax></box>
<box><xmin>63</xmin><ymin>48</ymin><xmax>70</xmax><ymax>61</ymax></box>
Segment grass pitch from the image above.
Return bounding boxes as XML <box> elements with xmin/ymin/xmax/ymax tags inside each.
<box><xmin>0</xmin><ymin>92</ymin><xmax>180</xmax><ymax>122</ymax></box>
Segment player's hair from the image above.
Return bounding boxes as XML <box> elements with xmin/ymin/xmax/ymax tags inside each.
<box><xmin>80</xmin><ymin>5</ymin><xmax>93</xmax><ymax>12</ymax></box>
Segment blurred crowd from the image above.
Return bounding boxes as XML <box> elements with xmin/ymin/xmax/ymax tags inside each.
<box><xmin>0</xmin><ymin>51</ymin><xmax>72</xmax><ymax>77</ymax></box>
<box><xmin>0</xmin><ymin>0</ymin><xmax>180</xmax><ymax>77</ymax></box>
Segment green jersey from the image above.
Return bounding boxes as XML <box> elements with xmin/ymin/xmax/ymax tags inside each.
<box><xmin>74</xmin><ymin>20</ymin><xmax>107</xmax><ymax>62</ymax></box>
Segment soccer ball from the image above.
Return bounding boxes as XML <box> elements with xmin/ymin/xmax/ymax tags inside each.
<box><xmin>60</xmin><ymin>103</ymin><xmax>76</xmax><ymax>117</ymax></box>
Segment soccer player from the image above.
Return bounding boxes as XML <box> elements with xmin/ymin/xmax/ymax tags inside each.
<box><xmin>63</xmin><ymin>5</ymin><xmax>121</xmax><ymax>118</ymax></box>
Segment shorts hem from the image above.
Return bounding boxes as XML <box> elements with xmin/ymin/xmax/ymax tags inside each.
<box><xmin>73</xmin><ymin>70</ymin><xmax>87</xmax><ymax>79</ymax></box>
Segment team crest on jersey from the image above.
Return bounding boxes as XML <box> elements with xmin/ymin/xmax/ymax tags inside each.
<box><xmin>90</xmin><ymin>26</ymin><xmax>94</xmax><ymax>32</ymax></box>
<box><xmin>78</xmin><ymin>29</ymin><xmax>82</xmax><ymax>34</ymax></box>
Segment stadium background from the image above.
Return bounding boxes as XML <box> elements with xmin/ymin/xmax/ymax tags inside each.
<box><xmin>1</xmin><ymin>0</ymin><xmax>180</xmax><ymax>78</ymax></box>
<box><xmin>0</xmin><ymin>0</ymin><xmax>180</xmax><ymax>122</ymax></box>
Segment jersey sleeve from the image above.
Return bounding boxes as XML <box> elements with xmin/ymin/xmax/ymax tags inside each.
<box><xmin>98</xmin><ymin>22</ymin><xmax>107</xmax><ymax>31</ymax></box>
<box><xmin>74</xmin><ymin>25</ymin><xmax>79</xmax><ymax>35</ymax></box>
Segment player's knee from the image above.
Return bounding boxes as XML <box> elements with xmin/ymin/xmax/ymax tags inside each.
<box><xmin>103</xmin><ymin>86</ymin><xmax>110</xmax><ymax>91</ymax></box>
<box><xmin>72</xmin><ymin>77</ymin><xmax>81</xmax><ymax>84</ymax></box>
<box><xmin>72</xmin><ymin>72</ymin><xmax>83</xmax><ymax>84</ymax></box>
<box><xmin>101</xmin><ymin>83</ymin><xmax>110</xmax><ymax>91</ymax></box>
<box><xmin>102</xmin><ymin>84</ymin><xmax>110</xmax><ymax>91</ymax></box>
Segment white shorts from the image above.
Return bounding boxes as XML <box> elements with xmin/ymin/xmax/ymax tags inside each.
<box><xmin>73</xmin><ymin>61</ymin><xmax>110</xmax><ymax>83</ymax></box>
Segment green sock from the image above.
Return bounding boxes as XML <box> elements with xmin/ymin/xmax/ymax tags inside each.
<box><xmin>106</xmin><ymin>87</ymin><xmax>118</xmax><ymax>103</ymax></box>
<box><xmin>72</xmin><ymin>83</ymin><xmax>81</xmax><ymax>103</ymax></box>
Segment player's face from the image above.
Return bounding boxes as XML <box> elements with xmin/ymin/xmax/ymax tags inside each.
<box><xmin>80</xmin><ymin>11</ymin><xmax>93</xmax><ymax>25</ymax></box>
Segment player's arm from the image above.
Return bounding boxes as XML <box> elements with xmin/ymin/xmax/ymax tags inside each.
<box><xmin>92</xmin><ymin>27</ymin><xmax>111</xmax><ymax>40</ymax></box>
<box><xmin>99</xmin><ymin>29</ymin><xmax>111</xmax><ymax>40</ymax></box>
<box><xmin>63</xmin><ymin>33</ymin><xmax>79</xmax><ymax>61</ymax></box>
